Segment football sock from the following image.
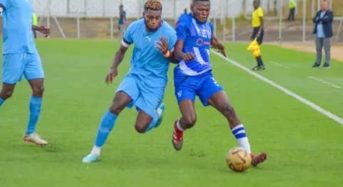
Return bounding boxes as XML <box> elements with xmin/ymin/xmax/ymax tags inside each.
<box><xmin>256</xmin><ymin>56</ymin><xmax>264</xmax><ymax>66</ymax></box>
<box><xmin>94</xmin><ymin>111</ymin><xmax>117</xmax><ymax>148</ymax></box>
<box><xmin>25</xmin><ymin>96</ymin><xmax>42</xmax><ymax>135</ymax></box>
<box><xmin>0</xmin><ymin>97</ymin><xmax>4</xmax><ymax>106</ymax></box>
<box><xmin>176</xmin><ymin>120</ymin><xmax>185</xmax><ymax>132</ymax></box>
<box><xmin>231</xmin><ymin>124</ymin><xmax>251</xmax><ymax>154</ymax></box>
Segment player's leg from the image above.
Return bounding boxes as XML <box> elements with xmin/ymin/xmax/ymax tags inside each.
<box><xmin>83</xmin><ymin>75</ymin><xmax>138</xmax><ymax>163</ymax></box>
<box><xmin>133</xmin><ymin>84</ymin><xmax>165</xmax><ymax>133</ymax></box>
<box><xmin>172</xmin><ymin>75</ymin><xmax>198</xmax><ymax>150</ymax></box>
<box><xmin>23</xmin><ymin>78</ymin><xmax>48</xmax><ymax>146</ymax></box>
<box><xmin>313</xmin><ymin>37</ymin><xmax>323</xmax><ymax>67</ymax></box>
<box><xmin>172</xmin><ymin>99</ymin><xmax>196</xmax><ymax>151</ymax></box>
<box><xmin>0</xmin><ymin>84</ymin><xmax>16</xmax><ymax>107</ymax></box>
<box><xmin>22</xmin><ymin>53</ymin><xmax>47</xmax><ymax>146</ymax></box>
<box><xmin>200</xmin><ymin>74</ymin><xmax>266</xmax><ymax>166</ymax></box>
<box><xmin>207</xmin><ymin>91</ymin><xmax>251</xmax><ymax>152</ymax></box>
<box><xmin>134</xmin><ymin>102</ymin><xmax>165</xmax><ymax>133</ymax></box>
<box><xmin>82</xmin><ymin>91</ymin><xmax>131</xmax><ymax>163</ymax></box>
<box><xmin>323</xmin><ymin>38</ymin><xmax>331</xmax><ymax>68</ymax></box>
<box><xmin>207</xmin><ymin>91</ymin><xmax>267</xmax><ymax>166</ymax></box>
<box><xmin>0</xmin><ymin>53</ymin><xmax>26</xmax><ymax>106</ymax></box>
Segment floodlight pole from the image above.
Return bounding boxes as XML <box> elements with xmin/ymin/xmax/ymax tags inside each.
<box><xmin>302</xmin><ymin>0</ymin><xmax>306</xmax><ymax>42</ymax></box>
<box><xmin>278</xmin><ymin>0</ymin><xmax>283</xmax><ymax>43</ymax></box>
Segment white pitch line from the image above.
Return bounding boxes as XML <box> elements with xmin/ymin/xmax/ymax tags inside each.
<box><xmin>211</xmin><ymin>50</ymin><xmax>343</xmax><ymax>126</ymax></box>
<box><xmin>308</xmin><ymin>76</ymin><xmax>341</xmax><ymax>89</ymax></box>
<box><xmin>271</xmin><ymin>61</ymin><xmax>290</xmax><ymax>69</ymax></box>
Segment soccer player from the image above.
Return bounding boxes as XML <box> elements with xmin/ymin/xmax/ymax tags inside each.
<box><xmin>0</xmin><ymin>0</ymin><xmax>50</xmax><ymax>146</ymax></box>
<box><xmin>82</xmin><ymin>0</ymin><xmax>177</xmax><ymax>163</ymax></box>
<box><xmin>251</xmin><ymin>0</ymin><xmax>265</xmax><ymax>71</ymax></box>
<box><xmin>171</xmin><ymin>0</ymin><xmax>267</xmax><ymax>167</ymax></box>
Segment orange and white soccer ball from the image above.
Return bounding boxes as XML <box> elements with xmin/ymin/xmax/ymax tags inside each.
<box><xmin>226</xmin><ymin>147</ymin><xmax>252</xmax><ymax>172</ymax></box>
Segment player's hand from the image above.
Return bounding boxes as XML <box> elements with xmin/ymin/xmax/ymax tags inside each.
<box><xmin>182</xmin><ymin>52</ymin><xmax>194</xmax><ymax>61</ymax></box>
<box><xmin>156</xmin><ymin>37</ymin><xmax>169</xmax><ymax>55</ymax></box>
<box><xmin>38</xmin><ymin>26</ymin><xmax>50</xmax><ymax>37</ymax></box>
<box><xmin>216</xmin><ymin>43</ymin><xmax>227</xmax><ymax>57</ymax></box>
<box><xmin>105</xmin><ymin>68</ymin><xmax>118</xmax><ymax>84</ymax></box>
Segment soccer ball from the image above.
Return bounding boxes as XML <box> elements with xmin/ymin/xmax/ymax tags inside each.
<box><xmin>226</xmin><ymin>147</ymin><xmax>252</xmax><ymax>172</ymax></box>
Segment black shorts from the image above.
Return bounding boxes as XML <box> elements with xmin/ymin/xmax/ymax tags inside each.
<box><xmin>251</xmin><ymin>27</ymin><xmax>264</xmax><ymax>45</ymax></box>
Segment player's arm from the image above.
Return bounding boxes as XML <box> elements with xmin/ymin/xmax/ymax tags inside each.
<box><xmin>211</xmin><ymin>36</ymin><xmax>227</xmax><ymax>57</ymax></box>
<box><xmin>32</xmin><ymin>25</ymin><xmax>50</xmax><ymax>37</ymax></box>
<box><xmin>321</xmin><ymin>11</ymin><xmax>334</xmax><ymax>23</ymax></box>
<box><xmin>105</xmin><ymin>43</ymin><xmax>129</xmax><ymax>84</ymax></box>
<box><xmin>174</xmin><ymin>40</ymin><xmax>194</xmax><ymax>62</ymax></box>
<box><xmin>174</xmin><ymin>18</ymin><xmax>194</xmax><ymax>62</ymax></box>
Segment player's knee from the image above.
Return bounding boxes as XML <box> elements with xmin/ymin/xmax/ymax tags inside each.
<box><xmin>183</xmin><ymin>116</ymin><xmax>197</xmax><ymax>128</ymax></box>
<box><xmin>135</xmin><ymin>124</ymin><xmax>147</xmax><ymax>134</ymax></box>
<box><xmin>1</xmin><ymin>89</ymin><xmax>14</xmax><ymax>99</ymax></box>
<box><xmin>32</xmin><ymin>86</ymin><xmax>44</xmax><ymax>96</ymax></box>
<box><xmin>109</xmin><ymin>105</ymin><xmax>123</xmax><ymax>115</ymax></box>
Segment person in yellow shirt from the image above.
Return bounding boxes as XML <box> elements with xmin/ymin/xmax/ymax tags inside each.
<box><xmin>251</xmin><ymin>0</ymin><xmax>265</xmax><ymax>70</ymax></box>
<box><xmin>288</xmin><ymin>0</ymin><xmax>296</xmax><ymax>21</ymax></box>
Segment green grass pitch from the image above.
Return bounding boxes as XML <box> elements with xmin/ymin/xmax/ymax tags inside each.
<box><xmin>0</xmin><ymin>39</ymin><xmax>342</xmax><ymax>187</ymax></box>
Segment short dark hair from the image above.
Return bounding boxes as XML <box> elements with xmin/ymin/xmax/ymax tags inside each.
<box><xmin>144</xmin><ymin>0</ymin><xmax>162</xmax><ymax>11</ymax></box>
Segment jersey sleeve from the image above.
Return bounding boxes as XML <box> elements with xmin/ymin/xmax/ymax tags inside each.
<box><xmin>168</xmin><ymin>30</ymin><xmax>177</xmax><ymax>51</ymax></box>
<box><xmin>210</xmin><ymin>22</ymin><xmax>214</xmax><ymax>40</ymax></box>
<box><xmin>0</xmin><ymin>0</ymin><xmax>8</xmax><ymax>9</ymax></box>
<box><xmin>175</xmin><ymin>16</ymin><xmax>188</xmax><ymax>41</ymax></box>
<box><xmin>122</xmin><ymin>22</ymin><xmax>135</xmax><ymax>47</ymax></box>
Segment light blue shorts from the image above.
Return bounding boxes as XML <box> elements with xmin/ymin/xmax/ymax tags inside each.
<box><xmin>116</xmin><ymin>74</ymin><xmax>165</xmax><ymax>118</ymax></box>
<box><xmin>2</xmin><ymin>53</ymin><xmax>44</xmax><ymax>84</ymax></box>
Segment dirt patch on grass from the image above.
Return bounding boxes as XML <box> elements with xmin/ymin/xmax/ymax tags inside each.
<box><xmin>280</xmin><ymin>42</ymin><xmax>343</xmax><ymax>62</ymax></box>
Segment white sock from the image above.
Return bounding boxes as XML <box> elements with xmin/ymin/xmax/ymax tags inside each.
<box><xmin>176</xmin><ymin>120</ymin><xmax>185</xmax><ymax>132</ymax></box>
<box><xmin>231</xmin><ymin>124</ymin><xmax>251</xmax><ymax>154</ymax></box>
<box><xmin>237</xmin><ymin>137</ymin><xmax>251</xmax><ymax>154</ymax></box>
<box><xmin>90</xmin><ymin>146</ymin><xmax>101</xmax><ymax>155</ymax></box>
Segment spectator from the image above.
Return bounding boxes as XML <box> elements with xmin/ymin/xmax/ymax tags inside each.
<box><xmin>312</xmin><ymin>0</ymin><xmax>333</xmax><ymax>68</ymax></box>
<box><xmin>118</xmin><ymin>4</ymin><xmax>127</xmax><ymax>32</ymax></box>
<box><xmin>287</xmin><ymin>0</ymin><xmax>296</xmax><ymax>21</ymax></box>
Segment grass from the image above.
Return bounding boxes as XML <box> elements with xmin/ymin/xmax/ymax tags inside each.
<box><xmin>0</xmin><ymin>39</ymin><xmax>342</xmax><ymax>187</ymax></box>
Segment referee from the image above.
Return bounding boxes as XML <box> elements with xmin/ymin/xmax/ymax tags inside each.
<box><xmin>251</xmin><ymin>0</ymin><xmax>265</xmax><ymax>71</ymax></box>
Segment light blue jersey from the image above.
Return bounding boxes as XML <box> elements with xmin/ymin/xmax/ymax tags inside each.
<box><xmin>122</xmin><ymin>19</ymin><xmax>177</xmax><ymax>87</ymax></box>
<box><xmin>0</xmin><ymin>0</ymin><xmax>37</xmax><ymax>54</ymax></box>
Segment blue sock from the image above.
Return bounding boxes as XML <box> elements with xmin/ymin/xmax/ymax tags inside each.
<box><xmin>26</xmin><ymin>96</ymin><xmax>42</xmax><ymax>135</ymax></box>
<box><xmin>231</xmin><ymin>124</ymin><xmax>251</xmax><ymax>154</ymax></box>
<box><xmin>0</xmin><ymin>97</ymin><xmax>4</xmax><ymax>107</ymax></box>
<box><xmin>94</xmin><ymin>111</ymin><xmax>117</xmax><ymax>147</ymax></box>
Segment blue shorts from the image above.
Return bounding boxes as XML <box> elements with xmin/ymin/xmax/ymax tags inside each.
<box><xmin>116</xmin><ymin>74</ymin><xmax>165</xmax><ymax>118</ymax></box>
<box><xmin>174</xmin><ymin>70</ymin><xmax>223</xmax><ymax>106</ymax></box>
<box><xmin>2</xmin><ymin>53</ymin><xmax>44</xmax><ymax>84</ymax></box>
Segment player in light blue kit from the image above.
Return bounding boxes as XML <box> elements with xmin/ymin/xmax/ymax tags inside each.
<box><xmin>171</xmin><ymin>0</ymin><xmax>267</xmax><ymax>167</ymax></box>
<box><xmin>82</xmin><ymin>0</ymin><xmax>177</xmax><ymax>163</ymax></box>
<box><xmin>0</xmin><ymin>0</ymin><xmax>50</xmax><ymax>146</ymax></box>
